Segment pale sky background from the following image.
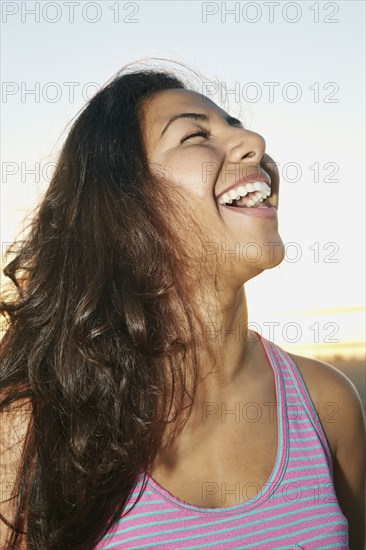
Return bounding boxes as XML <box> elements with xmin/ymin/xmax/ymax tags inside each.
<box><xmin>1</xmin><ymin>0</ymin><xmax>365</xmax><ymax>358</ymax></box>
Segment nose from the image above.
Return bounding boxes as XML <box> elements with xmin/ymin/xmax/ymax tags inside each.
<box><xmin>225</xmin><ymin>127</ymin><xmax>266</xmax><ymax>174</ymax></box>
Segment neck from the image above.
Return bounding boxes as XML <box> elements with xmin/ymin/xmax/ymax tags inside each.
<box><xmin>157</xmin><ymin>283</ymin><xmax>259</xmax><ymax>451</ymax></box>
<box><xmin>194</xmin><ymin>284</ymin><xmax>256</xmax><ymax>398</ymax></box>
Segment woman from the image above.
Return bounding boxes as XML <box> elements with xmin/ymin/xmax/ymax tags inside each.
<box><xmin>1</xmin><ymin>62</ymin><xmax>365</xmax><ymax>550</ymax></box>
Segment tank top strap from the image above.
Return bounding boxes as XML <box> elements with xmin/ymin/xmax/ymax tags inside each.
<box><xmin>257</xmin><ymin>332</ymin><xmax>334</xmax><ymax>476</ymax></box>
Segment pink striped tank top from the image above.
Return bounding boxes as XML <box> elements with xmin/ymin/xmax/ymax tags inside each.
<box><xmin>95</xmin><ymin>333</ymin><xmax>349</xmax><ymax>549</ymax></box>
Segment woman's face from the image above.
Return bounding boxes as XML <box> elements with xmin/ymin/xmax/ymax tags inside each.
<box><xmin>142</xmin><ymin>88</ymin><xmax>285</xmax><ymax>284</ymax></box>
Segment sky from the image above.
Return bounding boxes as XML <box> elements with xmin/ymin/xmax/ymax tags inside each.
<box><xmin>1</xmin><ymin>0</ymin><xmax>365</xmax><ymax>358</ymax></box>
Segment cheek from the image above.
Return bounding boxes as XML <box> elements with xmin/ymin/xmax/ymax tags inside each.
<box><xmin>164</xmin><ymin>149</ymin><xmax>217</xmax><ymax>201</ymax></box>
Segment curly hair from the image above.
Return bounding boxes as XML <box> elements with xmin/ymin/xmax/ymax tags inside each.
<box><xmin>0</xmin><ymin>61</ymin><xmax>221</xmax><ymax>549</ymax></box>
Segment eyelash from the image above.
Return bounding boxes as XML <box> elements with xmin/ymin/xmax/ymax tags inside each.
<box><xmin>180</xmin><ymin>130</ymin><xmax>210</xmax><ymax>143</ymax></box>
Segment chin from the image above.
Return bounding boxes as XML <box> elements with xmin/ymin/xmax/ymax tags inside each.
<box><xmin>267</xmin><ymin>236</ymin><xmax>286</xmax><ymax>268</ymax></box>
<box><xmin>243</xmin><ymin>236</ymin><xmax>285</xmax><ymax>279</ymax></box>
<box><xmin>249</xmin><ymin>234</ymin><xmax>285</xmax><ymax>267</ymax></box>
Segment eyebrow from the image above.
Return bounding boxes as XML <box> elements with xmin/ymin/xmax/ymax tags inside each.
<box><xmin>160</xmin><ymin>112</ymin><xmax>244</xmax><ymax>138</ymax></box>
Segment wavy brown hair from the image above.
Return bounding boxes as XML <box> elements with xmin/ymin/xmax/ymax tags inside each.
<box><xmin>0</xmin><ymin>62</ymin><xmax>221</xmax><ymax>549</ymax></box>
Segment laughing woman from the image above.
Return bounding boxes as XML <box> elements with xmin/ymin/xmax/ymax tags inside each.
<box><xmin>1</xmin><ymin>63</ymin><xmax>365</xmax><ymax>550</ymax></box>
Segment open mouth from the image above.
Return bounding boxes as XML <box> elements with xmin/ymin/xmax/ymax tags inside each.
<box><xmin>217</xmin><ymin>182</ymin><xmax>271</xmax><ymax>209</ymax></box>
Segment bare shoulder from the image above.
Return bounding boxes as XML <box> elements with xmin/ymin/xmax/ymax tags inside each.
<box><xmin>285</xmin><ymin>354</ymin><xmax>366</xmax><ymax>547</ymax></box>
<box><xmin>0</xmin><ymin>395</ymin><xmax>32</xmax><ymax>549</ymax></box>
<box><xmin>286</xmin><ymin>352</ymin><xmax>366</xmax><ymax>459</ymax></box>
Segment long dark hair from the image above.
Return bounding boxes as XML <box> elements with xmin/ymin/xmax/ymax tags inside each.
<box><xmin>0</xmin><ymin>61</ymin><xmax>220</xmax><ymax>549</ymax></box>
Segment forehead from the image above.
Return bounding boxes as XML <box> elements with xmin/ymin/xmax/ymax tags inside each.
<box><xmin>141</xmin><ymin>88</ymin><xmax>228</xmax><ymax>144</ymax></box>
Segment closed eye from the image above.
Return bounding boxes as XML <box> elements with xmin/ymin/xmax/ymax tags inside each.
<box><xmin>180</xmin><ymin>130</ymin><xmax>210</xmax><ymax>143</ymax></box>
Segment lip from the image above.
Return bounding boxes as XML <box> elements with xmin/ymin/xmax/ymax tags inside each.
<box><xmin>220</xmin><ymin>205</ymin><xmax>277</xmax><ymax>218</ymax></box>
<box><xmin>215</xmin><ymin>168</ymin><xmax>271</xmax><ymax>201</ymax></box>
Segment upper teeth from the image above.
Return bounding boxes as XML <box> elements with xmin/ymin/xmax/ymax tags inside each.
<box><xmin>217</xmin><ymin>181</ymin><xmax>271</xmax><ymax>205</ymax></box>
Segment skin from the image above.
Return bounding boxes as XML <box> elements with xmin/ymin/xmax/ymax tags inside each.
<box><xmin>142</xmin><ymin>88</ymin><xmax>285</xmax><ymax>389</ymax></box>
<box><xmin>1</xmin><ymin>89</ymin><xmax>364</xmax><ymax>549</ymax></box>
<box><xmin>141</xmin><ymin>88</ymin><xmax>366</xmax><ymax>548</ymax></box>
